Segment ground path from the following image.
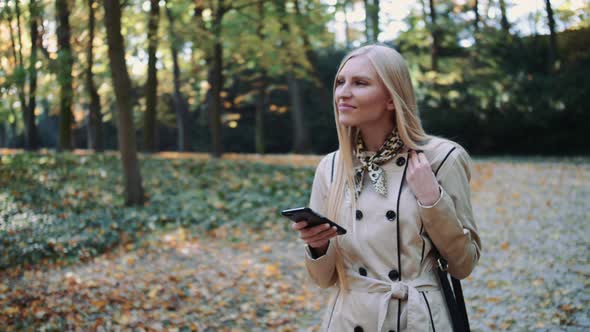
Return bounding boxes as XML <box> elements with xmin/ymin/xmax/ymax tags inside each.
<box><xmin>1</xmin><ymin>157</ymin><xmax>589</xmax><ymax>331</ymax></box>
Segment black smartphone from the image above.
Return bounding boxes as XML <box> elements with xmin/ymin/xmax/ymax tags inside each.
<box><xmin>281</xmin><ymin>207</ymin><xmax>347</xmax><ymax>235</ymax></box>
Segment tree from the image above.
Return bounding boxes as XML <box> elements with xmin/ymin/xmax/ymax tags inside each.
<box><xmin>498</xmin><ymin>0</ymin><xmax>510</xmax><ymax>36</ymax></box>
<box><xmin>428</xmin><ymin>0</ymin><xmax>440</xmax><ymax>71</ymax></box>
<box><xmin>254</xmin><ymin>1</ymin><xmax>268</xmax><ymax>154</ymax></box>
<box><xmin>56</xmin><ymin>0</ymin><xmax>74</xmax><ymax>150</ymax></box>
<box><xmin>86</xmin><ymin>0</ymin><xmax>103</xmax><ymax>151</ymax></box>
<box><xmin>337</xmin><ymin>0</ymin><xmax>351</xmax><ymax>48</ymax></box>
<box><xmin>472</xmin><ymin>0</ymin><xmax>480</xmax><ymax>33</ymax></box>
<box><xmin>364</xmin><ymin>0</ymin><xmax>379</xmax><ymax>43</ymax></box>
<box><xmin>143</xmin><ymin>0</ymin><xmax>160</xmax><ymax>152</ymax></box>
<box><xmin>276</xmin><ymin>0</ymin><xmax>310</xmax><ymax>153</ymax></box>
<box><xmin>4</xmin><ymin>1</ymin><xmax>40</xmax><ymax>150</ymax></box>
<box><xmin>103</xmin><ymin>0</ymin><xmax>145</xmax><ymax>206</ymax></box>
<box><xmin>545</xmin><ymin>0</ymin><xmax>559</xmax><ymax>67</ymax></box>
<box><xmin>164</xmin><ymin>1</ymin><xmax>190</xmax><ymax>151</ymax></box>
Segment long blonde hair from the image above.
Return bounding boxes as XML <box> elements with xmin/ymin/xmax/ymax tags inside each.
<box><xmin>325</xmin><ymin>44</ymin><xmax>429</xmax><ymax>292</ymax></box>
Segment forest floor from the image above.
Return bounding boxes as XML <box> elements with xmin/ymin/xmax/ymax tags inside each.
<box><xmin>1</xmin><ymin>153</ymin><xmax>589</xmax><ymax>331</ymax></box>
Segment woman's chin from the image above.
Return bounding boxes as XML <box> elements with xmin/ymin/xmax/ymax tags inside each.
<box><xmin>338</xmin><ymin>115</ymin><xmax>356</xmax><ymax>127</ymax></box>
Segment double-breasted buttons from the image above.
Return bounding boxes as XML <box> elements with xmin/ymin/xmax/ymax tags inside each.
<box><xmin>355</xmin><ymin>210</ymin><xmax>363</xmax><ymax>221</ymax></box>
<box><xmin>388</xmin><ymin>269</ymin><xmax>400</xmax><ymax>281</ymax></box>
<box><xmin>386</xmin><ymin>210</ymin><xmax>397</xmax><ymax>221</ymax></box>
<box><xmin>388</xmin><ymin>330</ymin><xmax>396</xmax><ymax>332</ymax></box>
<box><xmin>396</xmin><ymin>156</ymin><xmax>406</xmax><ymax>166</ymax></box>
<box><xmin>358</xmin><ymin>267</ymin><xmax>367</xmax><ymax>277</ymax></box>
<box><xmin>354</xmin><ymin>326</ymin><xmax>364</xmax><ymax>332</ymax></box>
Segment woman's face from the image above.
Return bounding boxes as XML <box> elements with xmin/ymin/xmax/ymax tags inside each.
<box><xmin>334</xmin><ymin>55</ymin><xmax>394</xmax><ymax>129</ymax></box>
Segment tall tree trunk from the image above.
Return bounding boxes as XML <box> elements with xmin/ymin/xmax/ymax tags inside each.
<box><xmin>545</xmin><ymin>0</ymin><xmax>558</xmax><ymax>67</ymax></box>
<box><xmin>193</xmin><ymin>2</ymin><xmax>209</xmax><ymax>127</ymax></box>
<box><xmin>11</xmin><ymin>1</ymin><xmax>32</xmax><ymax>149</ymax></box>
<box><xmin>56</xmin><ymin>0</ymin><xmax>74</xmax><ymax>150</ymax></box>
<box><xmin>104</xmin><ymin>0</ymin><xmax>145</xmax><ymax>206</ymax></box>
<box><xmin>428</xmin><ymin>0</ymin><xmax>439</xmax><ymax>71</ymax></box>
<box><xmin>86</xmin><ymin>0</ymin><xmax>103</xmax><ymax>151</ymax></box>
<box><xmin>499</xmin><ymin>0</ymin><xmax>510</xmax><ymax>36</ymax></box>
<box><xmin>287</xmin><ymin>74</ymin><xmax>310</xmax><ymax>153</ymax></box>
<box><xmin>165</xmin><ymin>1</ymin><xmax>190</xmax><ymax>151</ymax></box>
<box><xmin>255</xmin><ymin>1</ymin><xmax>267</xmax><ymax>154</ymax></box>
<box><xmin>143</xmin><ymin>0</ymin><xmax>159</xmax><ymax>152</ymax></box>
<box><xmin>25</xmin><ymin>0</ymin><xmax>39</xmax><ymax>150</ymax></box>
<box><xmin>364</xmin><ymin>0</ymin><xmax>379</xmax><ymax>43</ymax></box>
<box><xmin>209</xmin><ymin>0</ymin><xmax>225</xmax><ymax>158</ymax></box>
<box><xmin>276</xmin><ymin>0</ymin><xmax>310</xmax><ymax>153</ymax></box>
<box><xmin>473</xmin><ymin>0</ymin><xmax>480</xmax><ymax>33</ymax></box>
<box><xmin>339</xmin><ymin>0</ymin><xmax>351</xmax><ymax>48</ymax></box>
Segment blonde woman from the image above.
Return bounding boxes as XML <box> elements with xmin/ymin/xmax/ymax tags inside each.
<box><xmin>292</xmin><ymin>44</ymin><xmax>482</xmax><ymax>332</ymax></box>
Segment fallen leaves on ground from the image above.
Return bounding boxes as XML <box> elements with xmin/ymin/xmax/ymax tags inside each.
<box><xmin>1</xmin><ymin>152</ymin><xmax>589</xmax><ymax>331</ymax></box>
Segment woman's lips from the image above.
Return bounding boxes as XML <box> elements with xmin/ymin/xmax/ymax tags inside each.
<box><xmin>338</xmin><ymin>104</ymin><xmax>356</xmax><ymax>112</ymax></box>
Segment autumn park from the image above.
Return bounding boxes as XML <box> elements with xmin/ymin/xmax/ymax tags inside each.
<box><xmin>1</xmin><ymin>0</ymin><xmax>589</xmax><ymax>330</ymax></box>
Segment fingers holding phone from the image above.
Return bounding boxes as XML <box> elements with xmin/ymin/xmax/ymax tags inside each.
<box><xmin>292</xmin><ymin>221</ymin><xmax>338</xmax><ymax>249</ymax></box>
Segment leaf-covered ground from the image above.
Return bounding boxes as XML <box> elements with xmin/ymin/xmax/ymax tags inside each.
<box><xmin>1</xmin><ymin>151</ymin><xmax>589</xmax><ymax>331</ymax></box>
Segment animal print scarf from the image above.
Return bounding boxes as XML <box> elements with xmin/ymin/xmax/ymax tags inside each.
<box><xmin>354</xmin><ymin>128</ymin><xmax>405</xmax><ymax>199</ymax></box>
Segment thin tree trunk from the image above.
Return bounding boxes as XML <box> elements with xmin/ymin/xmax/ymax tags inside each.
<box><xmin>255</xmin><ymin>1</ymin><xmax>267</xmax><ymax>154</ymax></box>
<box><xmin>340</xmin><ymin>0</ymin><xmax>351</xmax><ymax>48</ymax></box>
<box><xmin>276</xmin><ymin>0</ymin><xmax>310</xmax><ymax>153</ymax></box>
<box><xmin>499</xmin><ymin>0</ymin><xmax>510</xmax><ymax>36</ymax></box>
<box><xmin>56</xmin><ymin>0</ymin><xmax>74</xmax><ymax>150</ymax></box>
<box><xmin>165</xmin><ymin>2</ymin><xmax>190</xmax><ymax>151</ymax></box>
<box><xmin>11</xmin><ymin>1</ymin><xmax>30</xmax><ymax>149</ymax></box>
<box><xmin>25</xmin><ymin>0</ymin><xmax>39</xmax><ymax>150</ymax></box>
<box><xmin>428</xmin><ymin>0</ymin><xmax>439</xmax><ymax>71</ymax></box>
<box><xmin>363</xmin><ymin>0</ymin><xmax>379</xmax><ymax>42</ymax></box>
<box><xmin>545</xmin><ymin>0</ymin><xmax>558</xmax><ymax>67</ymax></box>
<box><xmin>86</xmin><ymin>0</ymin><xmax>103</xmax><ymax>151</ymax></box>
<box><xmin>104</xmin><ymin>0</ymin><xmax>145</xmax><ymax>206</ymax></box>
<box><xmin>209</xmin><ymin>0</ymin><xmax>225</xmax><ymax>158</ymax></box>
<box><xmin>473</xmin><ymin>0</ymin><xmax>480</xmax><ymax>33</ymax></box>
<box><xmin>143</xmin><ymin>0</ymin><xmax>159</xmax><ymax>152</ymax></box>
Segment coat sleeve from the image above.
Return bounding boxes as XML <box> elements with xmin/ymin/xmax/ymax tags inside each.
<box><xmin>303</xmin><ymin>153</ymin><xmax>338</xmax><ymax>288</ymax></box>
<box><xmin>419</xmin><ymin>146</ymin><xmax>482</xmax><ymax>279</ymax></box>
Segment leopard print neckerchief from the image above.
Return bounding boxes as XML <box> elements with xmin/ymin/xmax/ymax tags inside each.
<box><xmin>354</xmin><ymin>128</ymin><xmax>405</xmax><ymax>199</ymax></box>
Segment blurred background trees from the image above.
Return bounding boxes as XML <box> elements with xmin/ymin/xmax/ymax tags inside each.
<box><xmin>0</xmin><ymin>0</ymin><xmax>588</xmax><ymax>156</ymax></box>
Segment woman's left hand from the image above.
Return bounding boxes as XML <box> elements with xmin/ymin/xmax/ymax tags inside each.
<box><xmin>407</xmin><ymin>150</ymin><xmax>441</xmax><ymax>206</ymax></box>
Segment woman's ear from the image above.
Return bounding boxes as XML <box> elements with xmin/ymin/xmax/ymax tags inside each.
<box><xmin>387</xmin><ymin>98</ymin><xmax>395</xmax><ymax>111</ymax></box>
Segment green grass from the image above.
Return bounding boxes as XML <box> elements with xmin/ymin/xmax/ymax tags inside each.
<box><xmin>0</xmin><ymin>152</ymin><xmax>314</xmax><ymax>269</ymax></box>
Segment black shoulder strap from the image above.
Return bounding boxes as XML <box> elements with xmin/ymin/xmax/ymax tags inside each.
<box><xmin>330</xmin><ymin>151</ymin><xmax>336</xmax><ymax>184</ymax></box>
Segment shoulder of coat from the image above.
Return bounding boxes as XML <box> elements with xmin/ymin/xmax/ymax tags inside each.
<box><xmin>315</xmin><ymin>150</ymin><xmax>339</xmax><ymax>176</ymax></box>
<box><xmin>418</xmin><ymin>136</ymin><xmax>466</xmax><ymax>171</ymax></box>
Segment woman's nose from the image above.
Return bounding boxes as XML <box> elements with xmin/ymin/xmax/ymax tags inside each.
<box><xmin>337</xmin><ymin>84</ymin><xmax>352</xmax><ymax>98</ymax></box>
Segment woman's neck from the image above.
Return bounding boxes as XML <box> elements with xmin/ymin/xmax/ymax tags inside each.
<box><xmin>359</xmin><ymin>122</ymin><xmax>395</xmax><ymax>152</ymax></box>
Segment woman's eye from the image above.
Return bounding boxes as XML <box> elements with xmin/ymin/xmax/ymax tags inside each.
<box><xmin>336</xmin><ymin>80</ymin><xmax>344</xmax><ymax>85</ymax></box>
<box><xmin>356</xmin><ymin>81</ymin><xmax>367</xmax><ymax>85</ymax></box>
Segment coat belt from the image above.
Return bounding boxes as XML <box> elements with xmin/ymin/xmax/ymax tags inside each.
<box><xmin>347</xmin><ymin>273</ymin><xmax>439</xmax><ymax>332</ymax></box>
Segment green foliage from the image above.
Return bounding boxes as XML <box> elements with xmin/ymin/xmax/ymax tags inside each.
<box><xmin>0</xmin><ymin>152</ymin><xmax>315</xmax><ymax>269</ymax></box>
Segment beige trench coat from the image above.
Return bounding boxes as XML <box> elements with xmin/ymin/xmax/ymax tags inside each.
<box><xmin>304</xmin><ymin>137</ymin><xmax>482</xmax><ymax>332</ymax></box>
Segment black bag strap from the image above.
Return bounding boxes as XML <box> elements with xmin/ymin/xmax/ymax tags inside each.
<box><xmin>432</xmin><ymin>146</ymin><xmax>471</xmax><ymax>332</ymax></box>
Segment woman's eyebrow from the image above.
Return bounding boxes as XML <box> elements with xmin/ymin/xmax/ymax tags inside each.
<box><xmin>337</xmin><ymin>75</ymin><xmax>373</xmax><ymax>81</ymax></box>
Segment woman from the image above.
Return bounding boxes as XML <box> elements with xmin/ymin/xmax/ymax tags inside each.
<box><xmin>292</xmin><ymin>44</ymin><xmax>481</xmax><ymax>332</ymax></box>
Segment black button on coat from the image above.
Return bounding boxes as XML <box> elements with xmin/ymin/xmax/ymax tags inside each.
<box><xmin>356</xmin><ymin>210</ymin><xmax>363</xmax><ymax>220</ymax></box>
<box><xmin>359</xmin><ymin>267</ymin><xmax>367</xmax><ymax>276</ymax></box>
<box><xmin>386</xmin><ymin>210</ymin><xmax>396</xmax><ymax>221</ymax></box>
<box><xmin>396</xmin><ymin>156</ymin><xmax>406</xmax><ymax>166</ymax></box>
<box><xmin>388</xmin><ymin>269</ymin><xmax>400</xmax><ymax>281</ymax></box>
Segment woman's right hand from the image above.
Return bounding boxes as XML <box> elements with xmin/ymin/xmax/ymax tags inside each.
<box><xmin>292</xmin><ymin>221</ymin><xmax>339</xmax><ymax>255</ymax></box>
